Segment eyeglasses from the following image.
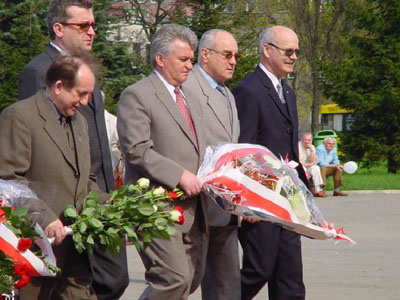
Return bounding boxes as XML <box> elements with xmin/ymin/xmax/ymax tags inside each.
<box><xmin>267</xmin><ymin>43</ymin><xmax>300</xmax><ymax>57</ymax></box>
<box><xmin>206</xmin><ymin>48</ymin><xmax>241</xmax><ymax>61</ymax></box>
<box><xmin>61</xmin><ymin>22</ymin><xmax>97</xmax><ymax>33</ymax></box>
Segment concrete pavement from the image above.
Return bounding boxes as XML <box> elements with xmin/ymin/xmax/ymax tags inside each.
<box><xmin>121</xmin><ymin>192</ymin><xmax>400</xmax><ymax>300</ymax></box>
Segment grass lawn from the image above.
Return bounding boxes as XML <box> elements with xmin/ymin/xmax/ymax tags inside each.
<box><xmin>324</xmin><ymin>162</ymin><xmax>400</xmax><ymax>190</ymax></box>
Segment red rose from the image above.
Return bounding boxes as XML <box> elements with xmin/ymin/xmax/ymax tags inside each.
<box><xmin>17</xmin><ymin>238</ymin><xmax>32</xmax><ymax>252</ymax></box>
<box><xmin>175</xmin><ymin>206</ymin><xmax>184</xmax><ymax>225</ymax></box>
<box><xmin>14</xmin><ymin>263</ymin><xmax>29</xmax><ymax>276</ymax></box>
<box><xmin>169</xmin><ymin>191</ymin><xmax>178</xmax><ymax>200</ymax></box>
<box><xmin>0</xmin><ymin>207</ymin><xmax>6</xmax><ymax>224</ymax></box>
<box><xmin>15</xmin><ymin>274</ymin><xmax>31</xmax><ymax>289</ymax></box>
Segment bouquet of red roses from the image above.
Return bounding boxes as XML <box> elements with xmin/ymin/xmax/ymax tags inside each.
<box><xmin>198</xmin><ymin>143</ymin><xmax>354</xmax><ymax>242</ymax></box>
<box><xmin>0</xmin><ymin>180</ymin><xmax>59</xmax><ymax>297</ymax></box>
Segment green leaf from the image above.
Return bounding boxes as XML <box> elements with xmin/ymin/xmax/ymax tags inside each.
<box><xmin>10</xmin><ymin>207</ymin><xmax>28</xmax><ymax>217</ymax></box>
<box><xmin>78</xmin><ymin>222</ymin><xmax>87</xmax><ymax>233</ymax></box>
<box><xmin>165</xmin><ymin>225</ymin><xmax>177</xmax><ymax>236</ymax></box>
<box><xmin>88</xmin><ymin>218</ymin><xmax>104</xmax><ymax>229</ymax></box>
<box><xmin>123</xmin><ymin>226</ymin><xmax>138</xmax><ymax>239</ymax></box>
<box><xmin>86</xmin><ymin>234</ymin><xmax>95</xmax><ymax>245</ymax></box>
<box><xmin>138</xmin><ymin>204</ymin><xmax>155</xmax><ymax>216</ymax></box>
<box><xmin>64</xmin><ymin>206</ymin><xmax>78</xmax><ymax>218</ymax></box>
<box><xmin>154</xmin><ymin>218</ymin><xmax>168</xmax><ymax>227</ymax></box>
<box><xmin>85</xmin><ymin>198</ymin><xmax>97</xmax><ymax>208</ymax></box>
<box><xmin>81</xmin><ymin>207</ymin><xmax>96</xmax><ymax>216</ymax></box>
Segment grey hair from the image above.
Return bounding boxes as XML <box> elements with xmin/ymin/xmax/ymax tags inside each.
<box><xmin>323</xmin><ymin>137</ymin><xmax>336</xmax><ymax>143</ymax></box>
<box><xmin>150</xmin><ymin>23</ymin><xmax>198</xmax><ymax>68</ymax></box>
<box><xmin>259</xmin><ymin>27</ymin><xmax>276</xmax><ymax>55</ymax></box>
<box><xmin>198</xmin><ymin>29</ymin><xmax>232</xmax><ymax>59</ymax></box>
<box><xmin>47</xmin><ymin>0</ymin><xmax>93</xmax><ymax>40</ymax></box>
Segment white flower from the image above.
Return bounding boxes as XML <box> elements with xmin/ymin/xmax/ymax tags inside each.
<box><xmin>137</xmin><ymin>178</ymin><xmax>150</xmax><ymax>189</ymax></box>
<box><xmin>152</xmin><ymin>187</ymin><xmax>165</xmax><ymax>196</ymax></box>
<box><xmin>153</xmin><ymin>205</ymin><xmax>158</xmax><ymax>212</ymax></box>
<box><xmin>169</xmin><ymin>209</ymin><xmax>182</xmax><ymax>222</ymax></box>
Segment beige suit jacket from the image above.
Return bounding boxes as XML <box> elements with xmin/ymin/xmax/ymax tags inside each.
<box><xmin>183</xmin><ymin>66</ymin><xmax>240</xmax><ymax>226</ymax></box>
<box><xmin>117</xmin><ymin>72</ymin><xmax>207</xmax><ymax>233</ymax></box>
<box><xmin>0</xmin><ymin>91</ymin><xmax>101</xmax><ymax>229</ymax></box>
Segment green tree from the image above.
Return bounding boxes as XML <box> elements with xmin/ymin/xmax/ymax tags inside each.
<box><xmin>321</xmin><ymin>0</ymin><xmax>400</xmax><ymax>173</ymax></box>
<box><xmin>0</xmin><ymin>0</ymin><xmax>49</xmax><ymax>112</ymax></box>
<box><xmin>283</xmin><ymin>0</ymin><xmax>347</xmax><ymax>133</ymax></box>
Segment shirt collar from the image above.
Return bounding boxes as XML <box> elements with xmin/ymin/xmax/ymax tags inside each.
<box><xmin>258</xmin><ymin>63</ymin><xmax>281</xmax><ymax>92</ymax></box>
<box><xmin>154</xmin><ymin>69</ymin><xmax>185</xmax><ymax>102</ymax></box>
<box><xmin>50</xmin><ymin>42</ymin><xmax>69</xmax><ymax>56</ymax></box>
<box><xmin>197</xmin><ymin>64</ymin><xmax>219</xmax><ymax>90</ymax></box>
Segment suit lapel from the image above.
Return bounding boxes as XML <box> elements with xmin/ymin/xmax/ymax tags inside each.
<box><xmin>35</xmin><ymin>91</ymin><xmax>79</xmax><ymax>174</ymax></box>
<box><xmin>192</xmin><ymin>67</ymin><xmax>233</xmax><ymax>140</ymax></box>
<box><xmin>149</xmin><ymin>72</ymin><xmax>200</xmax><ymax>151</ymax></box>
<box><xmin>255</xmin><ymin>66</ymin><xmax>291</xmax><ymax>122</ymax></box>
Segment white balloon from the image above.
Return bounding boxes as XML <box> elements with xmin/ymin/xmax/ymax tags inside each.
<box><xmin>343</xmin><ymin>161</ymin><xmax>358</xmax><ymax>174</ymax></box>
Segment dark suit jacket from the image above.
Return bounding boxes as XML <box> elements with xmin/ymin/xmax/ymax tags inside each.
<box><xmin>18</xmin><ymin>44</ymin><xmax>114</xmax><ymax>193</ymax></box>
<box><xmin>233</xmin><ymin>66</ymin><xmax>307</xmax><ymax>184</ymax></box>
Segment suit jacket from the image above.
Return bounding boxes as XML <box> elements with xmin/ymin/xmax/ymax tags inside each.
<box><xmin>18</xmin><ymin>44</ymin><xmax>114</xmax><ymax>193</ymax></box>
<box><xmin>182</xmin><ymin>65</ymin><xmax>240</xmax><ymax>226</ymax></box>
<box><xmin>0</xmin><ymin>91</ymin><xmax>101</xmax><ymax>263</ymax></box>
<box><xmin>233</xmin><ymin>66</ymin><xmax>308</xmax><ymax>184</ymax></box>
<box><xmin>117</xmin><ymin>72</ymin><xmax>207</xmax><ymax>233</ymax></box>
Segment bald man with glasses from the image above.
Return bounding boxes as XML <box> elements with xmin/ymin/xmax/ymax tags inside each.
<box><xmin>17</xmin><ymin>1</ymin><xmax>129</xmax><ymax>299</ymax></box>
<box><xmin>233</xmin><ymin>26</ymin><xmax>308</xmax><ymax>300</ymax></box>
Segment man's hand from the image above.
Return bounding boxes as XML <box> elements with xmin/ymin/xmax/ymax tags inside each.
<box><xmin>44</xmin><ymin>219</ymin><xmax>66</xmax><ymax>245</ymax></box>
<box><xmin>336</xmin><ymin>164</ymin><xmax>344</xmax><ymax>171</ymax></box>
<box><xmin>241</xmin><ymin>216</ymin><xmax>260</xmax><ymax>223</ymax></box>
<box><xmin>179</xmin><ymin>170</ymin><xmax>202</xmax><ymax>197</ymax></box>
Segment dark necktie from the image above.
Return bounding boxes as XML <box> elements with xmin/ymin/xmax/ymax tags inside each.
<box><xmin>174</xmin><ymin>87</ymin><xmax>198</xmax><ymax>144</ymax></box>
<box><xmin>216</xmin><ymin>84</ymin><xmax>226</xmax><ymax>97</ymax></box>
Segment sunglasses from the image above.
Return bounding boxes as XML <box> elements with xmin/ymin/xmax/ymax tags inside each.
<box><xmin>206</xmin><ymin>48</ymin><xmax>241</xmax><ymax>61</ymax></box>
<box><xmin>61</xmin><ymin>21</ymin><xmax>97</xmax><ymax>33</ymax></box>
<box><xmin>267</xmin><ymin>43</ymin><xmax>300</xmax><ymax>57</ymax></box>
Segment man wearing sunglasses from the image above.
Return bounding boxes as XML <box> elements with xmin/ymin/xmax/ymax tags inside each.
<box><xmin>182</xmin><ymin>29</ymin><xmax>241</xmax><ymax>300</ymax></box>
<box><xmin>233</xmin><ymin>26</ymin><xmax>308</xmax><ymax>300</ymax></box>
<box><xmin>17</xmin><ymin>1</ymin><xmax>129</xmax><ymax>300</ymax></box>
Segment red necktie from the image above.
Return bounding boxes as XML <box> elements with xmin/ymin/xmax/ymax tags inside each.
<box><xmin>174</xmin><ymin>87</ymin><xmax>198</xmax><ymax>145</ymax></box>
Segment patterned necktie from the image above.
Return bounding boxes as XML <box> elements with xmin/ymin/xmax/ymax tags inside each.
<box><xmin>216</xmin><ymin>84</ymin><xmax>226</xmax><ymax>97</ymax></box>
<box><xmin>174</xmin><ymin>87</ymin><xmax>198</xmax><ymax>144</ymax></box>
<box><xmin>276</xmin><ymin>83</ymin><xmax>285</xmax><ymax>104</ymax></box>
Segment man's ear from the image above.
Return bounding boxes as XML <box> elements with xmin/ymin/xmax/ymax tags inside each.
<box><xmin>54</xmin><ymin>80</ymin><xmax>63</xmax><ymax>95</ymax></box>
<box><xmin>155</xmin><ymin>53</ymin><xmax>164</xmax><ymax>68</ymax></box>
<box><xmin>53</xmin><ymin>23</ymin><xmax>64</xmax><ymax>39</ymax></box>
<box><xmin>200</xmin><ymin>48</ymin><xmax>210</xmax><ymax>64</ymax></box>
<box><xmin>263</xmin><ymin>44</ymin><xmax>271</xmax><ymax>58</ymax></box>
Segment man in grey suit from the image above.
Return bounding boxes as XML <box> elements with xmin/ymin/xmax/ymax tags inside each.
<box><xmin>118</xmin><ymin>24</ymin><xmax>207</xmax><ymax>300</ymax></box>
<box><xmin>0</xmin><ymin>55</ymin><xmax>100</xmax><ymax>299</ymax></box>
<box><xmin>182</xmin><ymin>29</ymin><xmax>241</xmax><ymax>300</ymax></box>
<box><xmin>17</xmin><ymin>1</ymin><xmax>129</xmax><ymax>299</ymax></box>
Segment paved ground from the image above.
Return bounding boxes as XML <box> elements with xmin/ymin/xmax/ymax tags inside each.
<box><xmin>121</xmin><ymin>192</ymin><xmax>400</xmax><ymax>300</ymax></box>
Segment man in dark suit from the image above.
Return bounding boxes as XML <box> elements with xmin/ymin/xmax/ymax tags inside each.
<box><xmin>233</xmin><ymin>26</ymin><xmax>308</xmax><ymax>300</ymax></box>
<box><xmin>0</xmin><ymin>55</ymin><xmax>101</xmax><ymax>299</ymax></box>
<box><xmin>182</xmin><ymin>29</ymin><xmax>241</xmax><ymax>300</ymax></box>
<box><xmin>118</xmin><ymin>24</ymin><xmax>207</xmax><ymax>300</ymax></box>
<box><xmin>17</xmin><ymin>1</ymin><xmax>128</xmax><ymax>299</ymax></box>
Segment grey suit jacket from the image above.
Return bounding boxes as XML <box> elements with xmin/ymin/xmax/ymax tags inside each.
<box><xmin>117</xmin><ymin>72</ymin><xmax>207</xmax><ymax>233</ymax></box>
<box><xmin>18</xmin><ymin>44</ymin><xmax>114</xmax><ymax>193</ymax></box>
<box><xmin>183</xmin><ymin>65</ymin><xmax>240</xmax><ymax>226</ymax></box>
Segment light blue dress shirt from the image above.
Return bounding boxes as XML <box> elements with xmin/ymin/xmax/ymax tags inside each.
<box><xmin>316</xmin><ymin>144</ymin><xmax>340</xmax><ymax>167</ymax></box>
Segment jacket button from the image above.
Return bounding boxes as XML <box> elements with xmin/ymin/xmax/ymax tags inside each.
<box><xmin>286</xmin><ymin>128</ymin><xmax>291</xmax><ymax>134</ymax></box>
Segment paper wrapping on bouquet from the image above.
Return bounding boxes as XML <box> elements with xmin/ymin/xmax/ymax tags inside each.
<box><xmin>198</xmin><ymin>143</ymin><xmax>355</xmax><ymax>243</ymax></box>
<box><xmin>0</xmin><ymin>179</ymin><xmax>57</xmax><ymax>276</ymax></box>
